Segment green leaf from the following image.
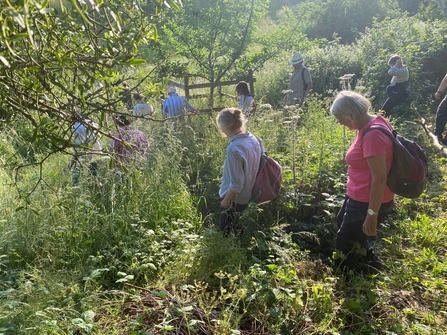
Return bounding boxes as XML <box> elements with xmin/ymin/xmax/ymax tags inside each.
<box><xmin>55</xmin><ymin>51</ymin><xmax>62</xmax><ymax>63</ymax></box>
<box><xmin>82</xmin><ymin>310</ymin><xmax>95</xmax><ymax>322</ymax></box>
<box><xmin>6</xmin><ymin>8</ymin><xmax>26</xmax><ymax>28</ymax></box>
<box><xmin>0</xmin><ymin>288</ymin><xmax>16</xmax><ymax>297</ymax></box>
<box><xmin>151</xmin><ymin>290</ymin><xmax>167</xmax><ymax>298</ymax></box>
<box><xmin>26</xmin><ymin>66</ymin><xmax>41</xmax><ymax>72</ymax></box>
<box><xmin>127</xmin><ymin>58</ymin><xmax>146</xmax><ymax>65</ymax></box>
<box><xmin>10</xmin><ymin>32</ymin><xmax>29</xmax><ymax>40</ymax></box>
<box><xmin>177</xmin><ymin>305</ymin><xmax>194</xmax><ymax>314</ymax></box>
<box><xmin>39</xmin><ymin>8</ymin><xmax>54</xmax><ymax>15</ymax></box>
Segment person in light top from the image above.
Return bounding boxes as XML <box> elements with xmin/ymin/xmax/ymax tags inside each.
<box><xmin>285</xmin><ymin>53</ymin><xmax>312</xmax><ymax>106</ymax></box>
<box><xmin>132</xmin><ymin>93</ymin><xmax>153</xmax><ymax>117</ymax></box>
<box><xmin>235</xmin><ymin>81</ymin><xmax>254</xmax><ymax>115</ymax></box>
<box><xmin>381</xmin><ymin>54</ymin><xmax>410</xmax><ymax>116</ymax></box>
<box><xmin>69</xmin><ymin>117</ymin><xmax>102</xmax><ymax>184</ymax></box>
<box><xmin>217</xmin><ymin>108</ymin><xmax>262</xmax><ymax>236</ymax></box>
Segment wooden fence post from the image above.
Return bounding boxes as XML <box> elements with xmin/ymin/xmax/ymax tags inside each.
<box><xmin>184</xmin><ymin>76</ymin><xmax>190</xmax><ymax>100</ymax></box>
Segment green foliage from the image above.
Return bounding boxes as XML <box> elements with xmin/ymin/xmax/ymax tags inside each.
<box><xmin>163</xmin><ymin>0</ymin><xmax>269</xmax><ymax>82</ymax></box>
<box><xmin>0</xmin><ymin>0</ymin><xmax>181</xmax><ymax>173</ymax></box>
<box><xmin>161</xmin><ymin>0</ymin><xmax>308</xmax><ymax>106</ymax></box>
<box><xmin>305</xmin><ymin>42</ymin><xmax>365</xmax><ymax>96</ymax></box>
<box><xmin>414</xmin><ymin>0</ymin><xmax>446</xmax><ymax>21</ymax></box>
<box><xmin>1</xmin><ymin>96</ymin><xmax>447</xmax><ymax>333</ymax></box>
<box><xmin>296</xmin><ymin>0</ymin><xmax>401</xmax><ymax>44</ymax></box>
<box><xmin>357</xmin><ymin>16</ymin><xmax>447</xmax><ymax>111</ymax></box>
<box><xmin>1</xmin><ymin>1</ymin><xmax>447</xmax><ymax>334</ymax></box>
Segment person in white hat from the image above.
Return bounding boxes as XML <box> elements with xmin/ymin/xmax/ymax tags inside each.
<box><xmin>285</xmin><ymin>53</ymin><xmax>313</xmax><ymax>106</ymax></box>
<box><xmin>162</xmin><ymin>86</ymin><xmax>195</xmax><ymax>118</ymax></box>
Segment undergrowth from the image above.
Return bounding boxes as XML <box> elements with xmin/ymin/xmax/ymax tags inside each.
<box><xmin>0</xmin><ymin>97</ymin><xmax>446</xmax><ymax>334</ymax></box>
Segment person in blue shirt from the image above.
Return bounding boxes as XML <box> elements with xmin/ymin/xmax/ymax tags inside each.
<box><xmin>69</xmin><ymin>118</ymin><xmax>102</xmax><ymax>184</ymax></box>
<box><xmin>162</xmin><ymin>87</ymin><xmax>195</xmax><ymax>118</ymax></box>
<box><xmin>217</xmin><ymin>108</ymin><xmax>262</xmax><ymax>236</ymax></box>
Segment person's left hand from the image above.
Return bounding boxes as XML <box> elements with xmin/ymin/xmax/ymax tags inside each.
<box><xmin>362</xmin><ymin>215</ymin><xmax>378</xmax><ymax>236</ymax></box>
<box><xmin>221</xmin><ymin>197</ymin><xmax>231</xmax><ymax>209</ymax></box>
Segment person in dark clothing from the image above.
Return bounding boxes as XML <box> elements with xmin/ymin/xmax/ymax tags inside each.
<box><xmin>381</xmin><ymin>55</ymin><xmax>409</xmax><ymax>117</ymax></box>
<box><xmin>434</xmin><ymin>72</ymin><xmax>447</xmax><ymax>145</ymax></box>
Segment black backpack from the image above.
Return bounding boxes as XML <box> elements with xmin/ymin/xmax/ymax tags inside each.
<box><xmin>362</xmin><ymin>125</ymin><xmax>428</xmax><ymax>198</ymax></box>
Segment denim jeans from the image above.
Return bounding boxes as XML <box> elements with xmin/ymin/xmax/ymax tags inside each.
<box><xmin>220</xmin><ymin>202</ymin><xmax>248</xmax><ymax>236</ymax></box>
<box><xmin>335</xmin><ymin>196</ymin><xmax>393</xmax><ymax>272</ymax></box>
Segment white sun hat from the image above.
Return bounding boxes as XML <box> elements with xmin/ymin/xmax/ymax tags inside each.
<box><xmin>289</xmin><ymin>53</ymin><xmax>304</xmax><ymax>65</ymax></box>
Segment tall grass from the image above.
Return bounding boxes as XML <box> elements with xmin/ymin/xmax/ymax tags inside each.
<box><xmin>1</xmin><ymin>93</ymin><xmax>447</xmax><ymax>334</ymax></box>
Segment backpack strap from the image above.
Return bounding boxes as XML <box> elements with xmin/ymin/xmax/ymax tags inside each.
<box><xmin>301</xmin><ymin>66</ymin><xmax>308</xmax><ymax>90</ymax></box>
<box><xmin>253</xmin><ymin>133</ymin><xmax>266</xmax><ymax>153</ymax></box>
<box><xmin>253</xmin><ymin>134</ymin><xmax>268</xmax><ymax>177</ymax></box>
<box><xmin>361</xmin><ymin>124</ymin><xmax>397</xmax><ymax>143</ymax></box>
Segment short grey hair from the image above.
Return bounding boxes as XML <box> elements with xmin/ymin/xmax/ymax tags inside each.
<box><xmin>330</xmin><ymin>91</ymin><xmax>370</xmax><ymax>120</ymax></box>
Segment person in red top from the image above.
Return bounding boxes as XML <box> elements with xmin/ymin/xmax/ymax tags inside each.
<box><xmin>330</xmin><ymin>91</ymin><xmax>395</xmax><ymax>273</ymax></box>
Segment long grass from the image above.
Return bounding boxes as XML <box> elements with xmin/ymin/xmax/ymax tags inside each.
<box><xmin>1</xmin><ymin>94</ymin><xmax>446</xmax><ymax>334</ymax></box>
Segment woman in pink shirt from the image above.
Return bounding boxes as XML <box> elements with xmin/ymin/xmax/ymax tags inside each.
<box><xmin>330</xmin><ymin>91</ymin><xmax>394</xmax><ymax>273</ymax></box>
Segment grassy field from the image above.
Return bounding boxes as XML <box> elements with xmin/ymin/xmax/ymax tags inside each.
<box><xmin>0</xmin><ymin>94</ymin><xmax>446</xmax><ymax>334</ymax></box>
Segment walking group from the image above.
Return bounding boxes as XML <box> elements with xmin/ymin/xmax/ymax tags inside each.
<box><xmin>69</xmin><ymin>52</ymin><xmax>443</xmax><ymax>276</ymax></box>
<box><xmin>217</xmin><ymin>52</ymin><xmax>437</xmax><ymax>278</ymax></box>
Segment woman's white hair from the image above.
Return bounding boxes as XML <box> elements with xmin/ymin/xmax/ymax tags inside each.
<box><xmin>330</xmin><ymin>91</ymin><xmax>370</xmax><ymax>120</ymax></box>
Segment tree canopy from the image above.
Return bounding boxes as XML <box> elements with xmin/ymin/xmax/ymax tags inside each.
<box><xmin>0</xmin><ymin>0</ymin><xmax>180</xmax><ymax>166</ymax></box>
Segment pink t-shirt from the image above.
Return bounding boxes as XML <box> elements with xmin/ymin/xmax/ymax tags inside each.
<box><xmin>346</xmin><ymin>115</ymin><xmax>394</xmax><ymax>203</ymax></box>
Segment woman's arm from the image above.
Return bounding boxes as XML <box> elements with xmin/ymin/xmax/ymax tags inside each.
<box><xmin>435</xmin><ymin>73</ymin><xmax>447</xmax><ymax>101</ymax></box>
<box><xmin>363</xmin><ymin>155</ymin><xmax>387</xmax><ymax>236</ymax></box>
<box><xmin>388</xmin><ymin>66</ymin><xmax>407</xmax><ymax>76</ymax></box>
<box><xmin>221</xmin><ymin>189</ymin><xmax>237</xmax><ymax>209</ymax></box>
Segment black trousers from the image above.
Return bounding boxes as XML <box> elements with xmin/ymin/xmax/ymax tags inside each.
<box><xmin>220</xmin><ymin>202</ymin><xmax>248</xmax><ymax>236</ymax></box>
<box><xmin>381</xmin><ymin>82</ymin><xmax>408</xmax><ymax>116</ymax></box>
<box><xmin>435</xmin><ymin>95</ymin><xmax>447</xmax><ymax>140</ymax></box>
<box><xmin>335</xmin><ymin>196</ymin><xmax>393</xmax><ymax>272</ymax></box>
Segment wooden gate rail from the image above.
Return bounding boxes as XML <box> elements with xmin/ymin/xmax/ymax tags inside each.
<box><xmin>168</xmin><ymin>76</ymin><xmax>256</xmax><ymax>102</ymax></box>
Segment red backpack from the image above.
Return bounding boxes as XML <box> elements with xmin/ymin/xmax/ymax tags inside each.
<box><xmin>251</xmin><ymin>141</ymin><xmax>282</xmax><ymax>203</ymax></box>
<box><xmin>362</xmin><ymin>125</ymin><xmax>428</xmax><ymax>198</ymax></box>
